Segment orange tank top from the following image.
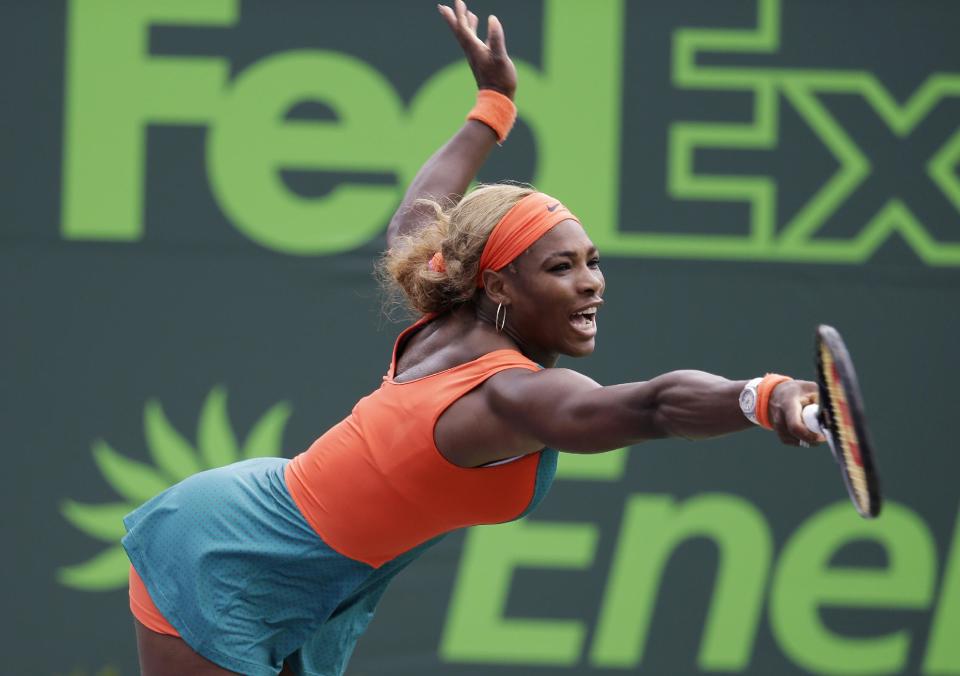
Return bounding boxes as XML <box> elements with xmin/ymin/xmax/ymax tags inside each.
<box><xmin>285</xmin><ymin>318</ymin><xmax>546</xmax><ymax>568</ymax></box>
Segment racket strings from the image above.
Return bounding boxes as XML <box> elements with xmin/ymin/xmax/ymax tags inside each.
<box><xmin>819</xmin><ymin>345</ymin><xmax>872</xmax><ymax>513</ymax></box>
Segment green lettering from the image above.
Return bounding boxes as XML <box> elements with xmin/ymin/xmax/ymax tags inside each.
<box><xmin>207</xmin><ymin>51</ymin><xmax>403</xmax><ymax>255</ymax></box>
<box><xmin>555</xmin><ymin>448</ymin><xmax>628</xmax><ymax>481</ymax></box>
<box><xmin>440</xmin><ymin>519</ymin><xmax>598</xmax><ymax>666</ymax></box>
<box><xmin>62</xmin><ymin>0</ymin><xmax>235</xmax><ymax>240</ymax></box>
<box><xmin>516</xmin><ymin>0</ymin><xmax>624</xmax><ymax>240</ymax></box>
<box><xmin>590</xmin><ymin>493</ymin><xmax>771</xmax><ymax>670</ymax></box>
<box><xmin>923</xmin><ymin>504</ymin><xmax>960</xmax><ymax>673</ymax></box>
<box><xmin>770</xmin><ymin>501</ymin><xmax>936</xmax><ymax>674</ymax></box>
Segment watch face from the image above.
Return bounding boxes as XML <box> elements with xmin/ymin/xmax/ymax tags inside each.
<box><xmin>739</xmin><ymin>387</ymin><xmax>756</xmax><ymax>414</ymax></box>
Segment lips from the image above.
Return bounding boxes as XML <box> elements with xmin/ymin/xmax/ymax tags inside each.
<box><xmin>569</xmin><ymin>307</ymin><xmax>598</xmax><ymax>336</ymax></box>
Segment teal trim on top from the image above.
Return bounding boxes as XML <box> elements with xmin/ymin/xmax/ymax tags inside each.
<box><xmin>516</xmin><ymin>448</ymin><xmax>558</xmax><ymax>519</ymax></box>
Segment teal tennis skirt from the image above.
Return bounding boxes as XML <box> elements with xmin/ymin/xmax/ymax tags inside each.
<box><xmin>122</xmin><ymin>457</ymin><xmax>438</xmax><ymax>676</ymax></box>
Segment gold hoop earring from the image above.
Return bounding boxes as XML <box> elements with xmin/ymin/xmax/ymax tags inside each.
<box><xmin>495</xmin><ymin>303</ymin><xmax>507</xmax><ymax>333</ymax></box>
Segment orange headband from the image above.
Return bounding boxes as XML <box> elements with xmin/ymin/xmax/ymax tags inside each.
<box><xmin>476</xmin><ymin>192</ymin><xmax>579</xmax><ymax>288</ymax></box>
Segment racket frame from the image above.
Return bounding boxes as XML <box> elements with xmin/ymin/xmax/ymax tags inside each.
<box><xmin>814</xmin><ymin>325</ymin><xmax>882</xmax><ymax>519</ymax></box>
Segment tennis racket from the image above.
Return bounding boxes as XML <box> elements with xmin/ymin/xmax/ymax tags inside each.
<box><xmin>800</xmin><ymin>325</ymin><xmax>882</xmax><ymax>519</ymax></box>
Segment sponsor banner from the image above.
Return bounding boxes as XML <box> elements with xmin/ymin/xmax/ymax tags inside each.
<box><xmin>2</xmin><ymin>1</ymin><xmax>957</xmax><ymax>674</ymax></box>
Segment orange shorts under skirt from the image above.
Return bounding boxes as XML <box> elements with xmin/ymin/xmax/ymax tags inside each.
<box><xmin>129</xmin><ymin>565</ymin><xmax>180</xmax><ymax>637</ymax></box>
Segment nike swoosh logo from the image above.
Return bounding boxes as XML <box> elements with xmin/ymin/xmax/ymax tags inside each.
<box><xmin>546</xmin><ymin>203</ymin><xmax>561</xmax><ymax>212</ymax></box>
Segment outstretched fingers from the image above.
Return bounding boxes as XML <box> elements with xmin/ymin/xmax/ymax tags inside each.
<box><xmin>437</xmin><ymin>4</ymin><xmax>457</xmax><ymax>31</ymax></box>
<box><xmin>486</xmin><ymin>15</ymin><xmax>507</xmax><ymax>55</ymax></box>
<box><xmin>454</xmin><ymin>0</ymin><xmax>468</xmax><ymax>26</ymax></box>
<box><xmin>439</xmin><ymin>1</ymin><xmax>485</xmax><ymax>50</ymax></box>
<box><xmin>437</xmin><ymin>1</ymin><xmax>516</xmax><ymax>97</ymax></box>
<box><xmin>455</xmin><ymin>0</ymin><xmax>480</xmax><ymax>40</ymax></box>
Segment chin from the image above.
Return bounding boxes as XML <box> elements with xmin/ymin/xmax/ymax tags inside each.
<box><xmin>563</xmin><ymin>339</ymin><xmax>596</xmax><ymax>358</ymax></box>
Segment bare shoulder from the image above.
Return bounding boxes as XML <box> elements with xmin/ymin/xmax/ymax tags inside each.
<box><xmin>484</xmin><ymin>366</ymin><xmax>602</xmax><ymax>411</ymax></box>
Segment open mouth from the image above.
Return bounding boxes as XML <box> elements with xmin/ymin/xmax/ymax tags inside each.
<box><xmin>569</xmin><ymin>308</ymin><xmax>597</xmax><ymax>333</ymax></box>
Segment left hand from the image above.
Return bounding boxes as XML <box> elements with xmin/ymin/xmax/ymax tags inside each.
<box><xmin>438</xmin><ymin>0</ymin><xmax>517</xmax><ymax>99</ymax></box>
<box><xmin>767</xmin><ymin>380</ymin><xmax>825</xmax><ymax>447</ymax></box>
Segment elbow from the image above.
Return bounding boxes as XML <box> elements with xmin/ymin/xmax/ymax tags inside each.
<box><xmin>645</xmin><ymin>377</ymin><xmax>706</xmax><ymax>439</ymax></box>
<box><xmin>644</xmin><ymin>404</ymin><xmax>674</xmax><ymax>441</ymax></box>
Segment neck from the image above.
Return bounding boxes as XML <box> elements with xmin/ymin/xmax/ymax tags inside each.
<box><xmin>470</xmin><ymin>299</ymin><xmax>559</xmax><ymax>368</ymax></box>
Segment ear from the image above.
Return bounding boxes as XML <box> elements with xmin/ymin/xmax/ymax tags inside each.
<box><xmin>481</xmin><ymin>269</ymin><xmax>512</xmax><ymax>306</ymax></box>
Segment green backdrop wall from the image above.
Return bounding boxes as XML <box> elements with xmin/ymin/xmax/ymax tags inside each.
<box><xmin>3</xmin><ymin>1</ymin><xmax>959</xmax><ymax>674</ymax></box>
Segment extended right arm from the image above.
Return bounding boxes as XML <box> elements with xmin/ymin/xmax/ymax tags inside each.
<box><xmin>485</xmin><ymin>366</ymin><xmax>823</xmax><ymax>455</ymax></box>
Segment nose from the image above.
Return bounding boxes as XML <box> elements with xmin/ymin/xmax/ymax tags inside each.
<box><xmin>576</xmin><ymin>264</ymin><xmax>604</xmax><ymax>296</ymax></box>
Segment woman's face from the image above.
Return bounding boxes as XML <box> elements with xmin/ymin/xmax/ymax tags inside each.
<box><xmin>501</xmin><ymin>219</ymin><xmax>605</xmax><ymax>358</ymax></box>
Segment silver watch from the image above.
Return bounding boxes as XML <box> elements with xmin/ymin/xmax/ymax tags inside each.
<box><xmin>739</xmin><ymin>377</ymin><xmax>764</xmax><ymax>426</ymax></box>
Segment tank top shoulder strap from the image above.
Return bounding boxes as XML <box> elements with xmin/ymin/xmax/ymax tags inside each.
<box><xmin>386</xmin><ymin>314</ymin><xmax>541</xmax><ymax>381</ymax></box>
<box><xmin>424</xmin><ymin>349</ymin><xmax>540</xmax><ymax>423</ymax></box>
<box><xmin>470</xmin><ymin>349</ymin><xmax>541</xmax><ymax>373</ymax></box>
<box><xmin>386</xmin><ymin>314</ymin><xmax>436</xmax><ymax>380</ymax></box>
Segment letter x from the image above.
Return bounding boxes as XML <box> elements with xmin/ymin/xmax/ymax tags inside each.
<box><xmin>801</xmin><ymin>92</ymin><xmax>960</xmax><ymax>245</ymax></box>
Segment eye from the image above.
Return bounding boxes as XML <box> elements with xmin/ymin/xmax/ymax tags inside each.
<box><xmin>588</xmin><ymin>257</ymin><xmax>601</xmax><ymax>268</ymax></box>
<box><xmin>549</xmin><ymin>263</ymin><xmax>571</xmax><ymax>272</ymax></box>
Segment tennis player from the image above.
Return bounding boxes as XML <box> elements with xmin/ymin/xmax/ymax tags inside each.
<box><xmin>123</xmin><ymin>2</ymin><xmax>823</xmax><ymax>674</ymax></box>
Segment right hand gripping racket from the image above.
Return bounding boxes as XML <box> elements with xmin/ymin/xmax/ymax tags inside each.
<box><xmin>800</xmin><ymin>325</ymin><xmax>882</xmax><ymax>519</ymax></box>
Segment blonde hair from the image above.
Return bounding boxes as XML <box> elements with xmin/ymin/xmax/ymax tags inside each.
<box><xmin>379</xmin><ymin>183</ymin><xmax>535</xmax><ymax>316</ymax></box>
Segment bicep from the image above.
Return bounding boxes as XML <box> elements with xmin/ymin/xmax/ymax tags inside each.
<box><xmin>485</xmin><ymin>369</ymin><xmax>664</xmax><ymax>453</ymax></box>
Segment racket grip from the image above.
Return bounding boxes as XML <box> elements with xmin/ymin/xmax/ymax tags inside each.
<box><xmin>802</xmin><ymin>404</ymin><xmax>823</xmax><ymax>435</ymax></box>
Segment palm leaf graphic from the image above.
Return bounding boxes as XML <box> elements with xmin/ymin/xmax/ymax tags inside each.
<box><xmin>54</xmin><ymin>667</ymin><xmax>120</xmax><ymax>676</ymax></box>
<box><xmin>145</xmin><ymin>400</ymin><xmax>201</xmax><ymax>481</ymax></box>
<box><xmin>198</xmin><ymin>386</ymin><xmax>240</xmax><ymax>469</ymax></box>
<box><xmin>57</xmin><ymin>543</ymin><xmax>130</xmax><ymax>590</ymax></box>
<box><xmin>60</xmin><ymin>500</ymin><xmax>130</xmax><ymax>542</ymax></box>
<box><xmin>92</xmin><ymin>440</ymin><xmax>169</xmax><ymax>503</ymax></box>
<box><xmin>59</xmin><ymin>387</ymin><xmax>291</xmax><ymax>591</ymax></box>
<box><xmin>242</xmin><ymin>402</ymin><xmax>293</xmax><ymax>459</ymax></box>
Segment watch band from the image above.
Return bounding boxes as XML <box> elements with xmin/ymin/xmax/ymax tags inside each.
<box><xmin>739</xmin><ymin>377</ymin><xmax>764</xmax><ymax>425</ymax></box>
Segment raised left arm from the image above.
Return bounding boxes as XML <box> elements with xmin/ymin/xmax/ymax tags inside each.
<box><xmin>386</xmin><ymin>1</ymin><xmax>517</xmax><ymax>248</ymax></box>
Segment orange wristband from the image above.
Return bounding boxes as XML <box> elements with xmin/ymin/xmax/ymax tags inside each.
<box><xmin>466</xmin><ymin>89</ymin><xmax>516</xmax><ymax>144</ymax></box>
<box><xmin>755</xmin><ymin>373</ymin><xmax>792</xmax><ymax>430</ymax></box>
